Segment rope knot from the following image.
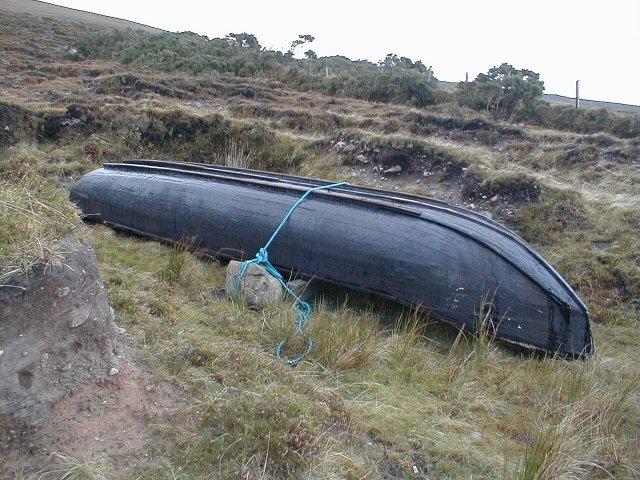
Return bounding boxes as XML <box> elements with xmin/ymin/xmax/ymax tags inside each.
<box><xmin>255</xmin><ymin>247</ymin><xmax>268</xmax><ymax>264</ymax></box>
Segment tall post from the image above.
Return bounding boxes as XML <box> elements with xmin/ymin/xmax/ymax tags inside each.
<box><xmin>466</xmin><ymin>72</ymin><xmax>469</xmax><ymax>83</ymax></box>
<box><xmin>575</xmin><ymin>80</ymin><xmax>580</xmax><ymax>109</ymax></box>
<box><xmin>426</xmin><ymin>65</ymin><xmax>432</xmax><ymax>82</ymax></box>
<box><xmin>325</xmin><ymin>58</ymin><xmax>329</xmax><ymax>78</ymax></box>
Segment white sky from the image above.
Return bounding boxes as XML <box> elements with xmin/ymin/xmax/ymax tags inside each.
<box><xmin>45</xmin><ymin>0</ymin><xmax>640</xmax><ymax>105</ymax></box>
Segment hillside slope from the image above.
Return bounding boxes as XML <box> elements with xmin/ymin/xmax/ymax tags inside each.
<box><xmin>5</xmin><ymin>0</ymin><xmax>639</xmax><ymax>113</ymax></box>
<box><xmin>0</xmin><ymin>0</ymin><xmax>164</xmax><ymax>32</ymax></box>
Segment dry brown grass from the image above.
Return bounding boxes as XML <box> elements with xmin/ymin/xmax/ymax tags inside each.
<box><xmin>0</xmin><ymin>180</ymin><xmax>78</xmax><ymax>280</ymax></box>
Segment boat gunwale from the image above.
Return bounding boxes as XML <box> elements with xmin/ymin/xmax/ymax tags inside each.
<box><xmin>122</xmin><ymin>159</ymin><xmax>514</xmax><ymax>229</ymax></box>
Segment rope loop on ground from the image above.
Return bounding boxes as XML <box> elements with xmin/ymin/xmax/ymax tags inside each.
<box><xmin>231</xmin><ymin>181</ymin><xmax>348</xmax><ymax>365</ymax></box>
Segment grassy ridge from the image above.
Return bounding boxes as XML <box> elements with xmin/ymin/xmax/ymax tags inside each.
<box><xmin>74</xmin><ymin>28</ymin><xmax>438</xmax><ymax>108</ymax></box>
<box><xmin>71</xmin><ymin>22</ymin><xmax>640</xmax><ymax>138</ymax></box>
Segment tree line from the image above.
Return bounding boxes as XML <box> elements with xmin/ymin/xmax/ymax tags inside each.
<box><xmin>74</xmin><ymin>29</ymin><xmax>639</xmax><ymax>137</ymax></box>
<box><xmin>75</xmin><ymin>29</ymin><xmax>438</xmax><ymax>107</ymax></box>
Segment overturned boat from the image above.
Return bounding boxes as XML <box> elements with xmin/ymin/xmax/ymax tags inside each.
<box><xmin>70</xmin><ymin>160</ymin><xmax>593</xmax><ymax>357</ymax></box>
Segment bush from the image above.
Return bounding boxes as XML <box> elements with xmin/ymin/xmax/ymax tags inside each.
<box><xmin>457</xmin><ymin>63</ymin><xmax>544</xmax><ymax>118</ymax></box>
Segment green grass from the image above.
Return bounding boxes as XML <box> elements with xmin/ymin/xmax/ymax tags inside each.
<box><xmin>83</xmin><ymin>224</ymin><xmax>640</xmax><ymax>479</ymax></box>
<box><xmin>3</xmin><ymin>126</ymin><xmax>639</xmax><ymax>480</ymax></box>
<box><xmin>3</xmin><ymin>132</ymin><xmax>637</xmax><ymax>480</ymax></box>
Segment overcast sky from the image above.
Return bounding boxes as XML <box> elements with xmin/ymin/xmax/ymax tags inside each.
<box><xmin>45</xmin><ymin>0</ymin><xmax>640</xmax><ymax>106</ymax></box>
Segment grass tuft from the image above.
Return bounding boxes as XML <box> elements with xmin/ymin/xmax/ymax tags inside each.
<box><xmin>36</xmin><ymin>452</ymin><xmax>111</xmax><ymax>480</ymax></box>
<box><xmin>158</xmin><ymin>239</ymin><xmax>192</xmax><ymax>285</ymax></box>
<box><xmin>513</xmin><ymin>359</ymin><xmax>640</xmax><ymax>480</ymax></box>
<box><xmin>207</xmin><ymin>139</ymin><xmax>254</xmax><ymax>169</ymax></box>
<box><xmin>262</xmin><ymin>300</ymin><xmax>382</xmax><ymax>371</ymax></box>
<box><xmin>0</xmin><ymin>180</ymin><xmax>78</xmax><ymax>279</ymax></box>
<box><xmin>385</xmin><ymin>308</ymin><xmax>432</xmax><ymax>381</ymax></box>
<box><xmin>308</xmin><ymin>302</ymin><xmax>382</xmax><ymax>371</ymax></box>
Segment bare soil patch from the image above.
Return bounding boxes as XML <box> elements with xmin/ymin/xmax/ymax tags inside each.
<box><xmin>0</xmin><ymin>237</ymin><xmax>184</xmax><ymax>477</ymax></box>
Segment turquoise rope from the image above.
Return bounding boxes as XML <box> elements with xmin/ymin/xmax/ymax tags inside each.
<box><xmin>232</xmin><ymin>181</ymin><xmax>349</xmax><ymax>366</ymax></box>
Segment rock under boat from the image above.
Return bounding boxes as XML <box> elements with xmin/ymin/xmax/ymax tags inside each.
<box><xmin>70</xmin><ymin>160</ymin><xmax>593</xmax><ymax>358</ymax></box>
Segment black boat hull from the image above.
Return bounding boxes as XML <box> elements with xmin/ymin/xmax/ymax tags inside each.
<box><xmin>70</xmin><ymin>161</ymin><xmax>593</xmax><ymax>357</ymax></box>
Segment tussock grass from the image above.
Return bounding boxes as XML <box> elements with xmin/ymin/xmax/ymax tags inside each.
<box><xmin>307</xmin><ymin>305</ymin><xmax>381</xmax><ymax>371</ymax></box>
<box><xmin>514</xmin><ymin>361</ymin><xmax>639</xmax><ymax>480</ymax></box>
<box><xmin>384</xmin><ymin>309</ymin><xmax>434</xmax><ymax>382</ymax></box>
<box><xmin>157</xmin><ymin>238</ymin><xmax>202</xmax><ymax>285</ymax></box>
<box><xmin>36</xmin><ymin>452</ymin><xmax>111</xmax><ymax>480</ymax></box>
<box><xmin>206</xmin><ymin>139</ymin><xmax>254</xmax><ymax>169</ymax></box>
<box><xmin>0</xmin><ymin>180</ymin><xmax>78</xmax><ymax>279</ymax></box>
<box><xmin>262</xmin><ymin>300</ymin><xmax>381</xmax><ymax>371</ymax></box>
<box><xmin>516</xmin><ymin>406</ymin><xmax>588</xmax><ymax>480</ymax></box>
